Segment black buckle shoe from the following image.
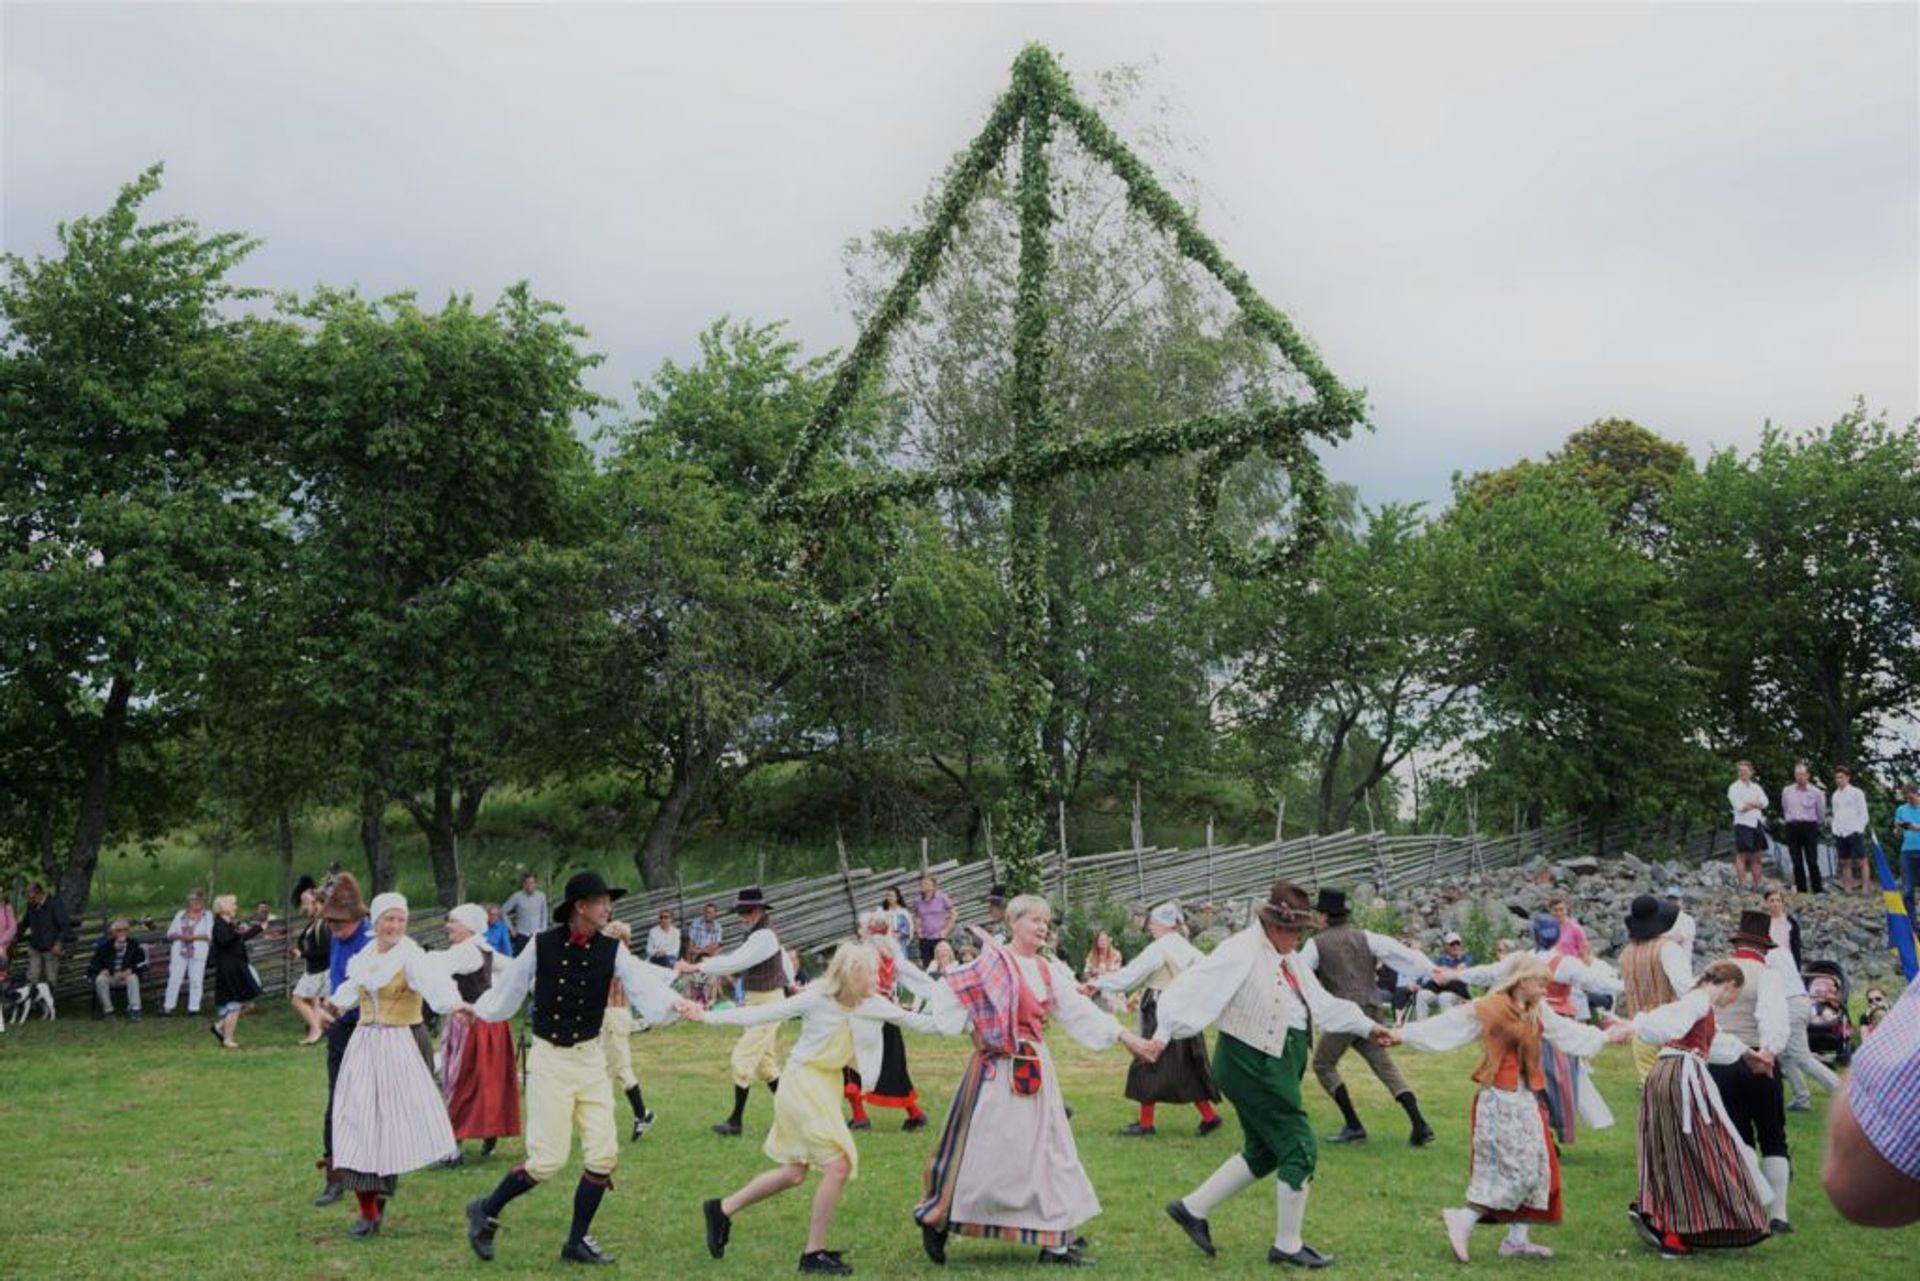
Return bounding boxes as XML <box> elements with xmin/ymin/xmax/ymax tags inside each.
<box><xmin>1768</xmin><ymin>1219</ymin><xmax>1794</xmax><ymax>1235</ymax></box>
<box><xmin>1409</xmin><ymin>1124</ymin><xmax>1437</xmax><ymax>1147</ymax></box>
<box><xmin>631</xmin><ymin>1110</ymin><xmax>656</xmax><ymax>1141</ymax></box>
<box><xmin>799</xmin><ymin>1250</ymin><xmax>854</xmax><ymax>1275</ymax></box>
<box><xmin>920</xmin><ymin>1221</ymin><xmax>947</xmax><ymax>1265</ymax></box>
<box><xmin>1268</xmin><ymin>1243</ymin><xmax>1334</xmax><ymax>1268</ymax></box>
<box><xmin>711</xmin><ymin>1120</ymin><xmax>743</xmax><ymax>1136</ymax></box>
<box><xmin>1038</xmin><ymin>1246</ymin><xmax>1093</xmax><ymax>1266</ymax></box>
<box><xmin>1325</xmin><ymin>1126</ymin><xmax>1368</xmax><ymax>1144</ymax></box>
<box><xmin>467</xmin><ymin>1198</ymin><xmax>499</xmax><ymax>1262</ymax></box>
<box><xmin>1197</xmin><ymin>1116</ymin><xmax>1225</xmax><ymax>1137</ymax></box>
<box><xmin>704</xmin><ymin>1198</ymin><xmax>732</xmax><ymax>1258</ymax></box>
<box><xmin>848</xmin><ymin>1118</ymin><xmax>871</xmax><ymax>1131</ymax></box>
<box><xmin>1118</xmin><ymin>1122</ymin><xmax>1156</xmax><ymax>1137</ymax></box>
<box><xmin>1165</xmin><ymin>1200</ymin><xmax>1216</xmax><ymax>1257</ymax></box>
<box><xmin>561</xmin><ymin>1234</ymin><xmax>616</xmax><ymax>1265</ymax></box>
<box><xmin>902</xmin><ymin>1115</ymin><xmax>928</xmax><ymax>1132</ymax></box>
<box><xmin>313</xmin><ymin>1180</ymin><xmax>345</xmax><ymax>1208</ymax></box>
<box><xmin>349</xmin><ymin>1216</ymin><xmax>381</xmax><ymax>1240</ymax></box>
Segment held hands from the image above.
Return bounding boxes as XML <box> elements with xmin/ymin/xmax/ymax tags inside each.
<box><xmin>675</xmin><ymin>999</ymin><xmax>705</xmax><ymax>1022</ymax></box>
<box><xmin>673</xmin><ymin>960</ymin><xmax>699</xmax><ymax>976</ymax></box>
<box><xmin>1743</xmin><ymin>1049</ymin><xmax>1777</xmax><ymax>1076</ymax></box>
<box><xmin>1369</xmin><ymin>1025</ymin><xmax>1400</xmax><ymax>1048</ymax></box>
<box><xmin>1120</xmin><ymin>1030</ymin><xmax>1163</xmax><ymax>1063</ymax></box>
<box><xmin>1603</xmin><ymin>1020</ymin><xmax>1637</xmax><ymax>1046</ymax></box>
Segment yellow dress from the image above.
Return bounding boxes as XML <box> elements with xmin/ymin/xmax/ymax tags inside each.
<box><xmin>764</xmin><ymin>1018</ymin><xmax>859</xmax><ymax>1177</ymax></box>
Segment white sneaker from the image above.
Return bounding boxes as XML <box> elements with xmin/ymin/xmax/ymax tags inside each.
<box><xmin>1442</xmin><ymin>1208</ymin><xmax>1474</xmax><ymax>1263</ymax></box>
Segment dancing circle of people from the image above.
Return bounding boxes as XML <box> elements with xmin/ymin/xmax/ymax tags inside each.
<box><xmin>300</xmin><ymin>867</ymin><xmax>1829</xmax><ymax>1272</ymax></box>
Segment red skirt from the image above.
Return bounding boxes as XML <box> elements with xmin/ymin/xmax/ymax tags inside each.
<box><xmin>447</xmin><ymin>1018</ymin><xmax>521</xmax><ymax>1140</ymax></box>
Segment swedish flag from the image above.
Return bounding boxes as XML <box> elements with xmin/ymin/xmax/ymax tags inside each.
<box><xmin>1870</xmin><ymin>839</ymin><xmax>1919</xmax><ymax>981</ymax></box>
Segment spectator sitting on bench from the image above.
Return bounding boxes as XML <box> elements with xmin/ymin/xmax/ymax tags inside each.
<box><xmin>89</xmin><ymin>918</ymin><xmax>149</xmax><ymax>1019</ymax></box>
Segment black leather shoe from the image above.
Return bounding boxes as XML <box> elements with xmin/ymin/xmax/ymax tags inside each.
<box><xmin>1038</xmin><ymin>1246</ymin><xmax>1093</xmax><ymax>1266</ymax></box>
<box><xmin>704</xmin><ymin>1198</ymin><xmax>732</xmax><ymax>1259</ymax></box>
<box><xmin>1118</xmin><ymin>1122</ymin><xmax>1156</xmax><ymax>1137</ymax></box>
<box><xmin>1268</xmin><ymin>1243</ymin><xmax>1334</xmax><ymax>1268</ymax></box>
<box><xmin>848</xmin><ymin>1118</ymin><xmax>871</xmax><ymax>1131</ymax></box>
<box><xmin>561</xmin><ymin>1234</ymin><xmax>616</xmax><ymax>1265</ymax></box>
<box><xmin>920</xmin><ymin>1221</ymin><xmax>947</xmax><ymax>1265</ymax></box>
<box><xmin>313</xmin><ymin>1181</ymin><xmax>344</xmax><ymax>1208</ymax></box>
<box><xmin>1768</xmin><ymin>1219</ymin><xmax>1794</xmax><ymax>1235</ymax></box>
<box><xmin>799</xmin><ymin>1250</ymin><xmax>854</xmax><ymax>1275</ymax></box>
<box><xmin>349</xmin><ymin>1216</ymin><xmax>381</xmax><ymax>1240</ymax></box>
<box><xmin>1325</xmin><ymin>1126</ymin><xmax>1367</xmax><ymax>1144</ymax></box>
<box><xmin>631</xmin><ymin>1110</ymin><xmax>656</xmax><ymax>1141</ymax></box>
<box><xmin>712</xmin><ymin>1120</ymin><xmax>743</xmax><ymax>1136</ymax></box>
<box><xmin>1409</xmin><ymin>1124</ymin><xmax>1436</xmax><ymax>1147</ymax></box>
<box><xmin>1197</xmin><ymin>1116</ymin><xmax>1225</xmax><ymax>1137</ymax></box>
<box><xmin>1165</xmin><ymin>1200</ymin><xmax>1216</xmax><ymax>1258</ymax></box>
<box><xmin>467</xmin><ymin>1198</ymin><xmax>498</xmax><ymax>1262</ymax></box>
<box><xmin>437</xmin><ymin>1151</ymin><xmax>465</xmax><ymax>1169</ymax></box>
<box><xmin>902</xmin><ymin>1115</ymin><xmax>928</xmax><ymax>1132</ymax></box>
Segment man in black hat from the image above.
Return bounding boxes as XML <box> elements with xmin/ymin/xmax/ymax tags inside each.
<box><xmin>461</xmin><ymin>870</ymin><xmax>694</xmax><ymax>1266</ymax></box>
<box><xmin>677</xmin><ymin>887</ymin><xmax>788</xmax><ymax>1135</ymax></box>
<box><xmin>1617</xmin><ymin>894</ymin><xmax>1695</xmax><ymax>1083</ymax></box>
<box><xmin>1296</xmin><ymin>888</ymin><xmax>1438</xmax><ymax>1146</ymax></box>
<box><xmin>1710</xmin><ymin>907</ymin><xmax>1795</xmax><ymax>1234</ymax></box>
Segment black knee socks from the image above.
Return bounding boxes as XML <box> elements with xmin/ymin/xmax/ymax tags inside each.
<box><xmin>767</xmin><ymin>1077</ymin><xmax>779</xmax><ymax>1094</ymax></box>
<box><xmin>1331</xmin><ymin>1084</ymin><xmax>1364</xmax><ymax>1131</ymax></box>
<box><xmin>482</xmin><ymin>1166</ymin><xmax>538</xmax><ymax>1219</ymax></box>
<box><xmin>626</xmin><ymin>1084</ymin><xmax>647</xmax><ymax>1119</ymax></box>
<box><xmin>570</xmin><ymin>1173</ymin><xmax>610</xmax><ymax>1244</ymax></box>
<box><xmin>1398</xmin><ymin>1092</ymin><xmax>1429</xmax><ymax>1130</ymax></box>
<box><xmin>727</xmin><ymin>1084</ymin><xmax>750</xmax><ymax>1127</ymax></box>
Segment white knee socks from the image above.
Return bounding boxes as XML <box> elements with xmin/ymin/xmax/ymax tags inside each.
<box><xmin>1506</xmin><ymin>1224</ymin><xmax>1530</xmax><ymax>1246</ymax></box>
<box><xmin>1274</xmin><ymin>1183</ymin><xmax>1309</xmax><ymax>1254</ymax></box>
<box><xmin>1761</xmin><ymin>1156</ymin><xmax>1791</xmax><ymax>1222</ymax></box>
<box><xmin>1182</xmin><ymin>1154</ymin><xmax>1256</xmax><ymax>1218</ymax></box>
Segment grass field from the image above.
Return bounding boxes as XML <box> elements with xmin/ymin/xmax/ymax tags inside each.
<box><xmin>2</xmin><ymin>1003</ymin><xmax>1909</xmax><ymax>1280</ymax></box>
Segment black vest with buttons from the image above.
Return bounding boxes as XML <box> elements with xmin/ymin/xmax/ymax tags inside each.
<box><xmin>454</xmin><ymin>950</ymin><xmax>494</xmax><ymax>1004</ymax></box>
<box><xmin>531</xmin><ymin>927</ymin><xmax>618</xmax><ymax>1046</ymax></box>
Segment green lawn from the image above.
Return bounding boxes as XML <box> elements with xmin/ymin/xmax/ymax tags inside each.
<box><xmin>1</xmin><ymin>1006</ymin><xmax>1907</xmax><ymax>1278</ymax></box>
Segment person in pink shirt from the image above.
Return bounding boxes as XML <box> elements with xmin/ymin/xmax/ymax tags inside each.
<box><xmin>1547</xmin><ymin>894</ymin><xmax>1588</xmax><ymax>959</ymax></box>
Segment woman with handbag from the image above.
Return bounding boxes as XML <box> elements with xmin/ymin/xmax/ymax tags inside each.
<box><xmin>913</xmin><ymin>895</ymin><xmax>1158</xmax><ymax>1268</ymax></box>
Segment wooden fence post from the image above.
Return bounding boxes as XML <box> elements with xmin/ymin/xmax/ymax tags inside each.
<box><xmin>834</xmin><ymin>828</ymin><xmax>861</xmax><ymax>933</ymax></box>
<box><xmin>1205</xmin><ymin>816</ymin><xmax>1216</xmax><ymax>903</ymax></box>
<box><xmin>1057</xmin><ymin>800</ymin><xmax>1071</xmax><ymax>912</ymax></box>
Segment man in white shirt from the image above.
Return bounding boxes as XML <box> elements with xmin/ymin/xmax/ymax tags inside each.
<box><xmin>645</xmin><ymin>909</ymin><xmax>681</xmax><ymax>968</ymax></box>
<box><xmin>502</xmin><ymin>874</ymin><xmax>550</xmax><ymax>954</ymax></box>
<box><xmin>1728</xmin><ymin>760</ymin><xmax>1770</xmax><ymax>892</ymax></box>
<box><xmin>1157</xmin><ymin>881</ymin><xmax>1397</xmax><ymax>1269</ymax></box>
<box><xmin>677</xmin><ymin>887</ymin><xmax>790</xmax><ymax>1135</ymax></box>
<box><xmin>1830</xmin><ymin>764</ymin><xmax>1871</xmax><ymax>894</ymax></box>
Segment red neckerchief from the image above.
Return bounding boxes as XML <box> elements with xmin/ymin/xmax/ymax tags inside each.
<box><xmin>1732</xmin><ymin>947</ymin><xmax>1766</xmax><ymax>964</ymax></box>
<box><xmin>569</xmin><ymin>929</ymin><xmax>596</xmax><ymax>948</ymax></box>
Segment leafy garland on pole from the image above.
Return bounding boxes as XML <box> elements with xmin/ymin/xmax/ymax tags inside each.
<box><xmin>766</xmin><ymin>44</ymin><xmax>1367</xmax><ymax>894</ymax></box>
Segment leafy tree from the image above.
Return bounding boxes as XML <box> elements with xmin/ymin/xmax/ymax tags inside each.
<box><xmin>1669</xmin><ymin>405</ymin><xmax>1920</xmax><ymax>779</ymax></box>
<box><xmin>0</xmin><ymin>167</ymin><xmax>284</xmax><ymax>914</ymax></box>
<box><xmin>1223</xmin><ymin>502</ymin><xmax>1470</xmax><ymax>833</ymax></box>
<box><xmin>283</xmin><ymin>286</ymin><xmax>603</xmax><ymax>902</ymax></box>
<box><xmin>1459</xmin><ymin>418</ymin><xmax>1693</xmax><ymax>552</ymax></box>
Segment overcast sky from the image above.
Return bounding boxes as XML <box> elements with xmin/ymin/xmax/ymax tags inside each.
<box><xmin>6</xmin><ymin>2</ymin><xmax>1915</xmax><ymax>506</ymax></box>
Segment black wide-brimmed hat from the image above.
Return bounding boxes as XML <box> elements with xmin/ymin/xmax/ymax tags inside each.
<box><xmin>732</xmin><ymin>886</ymin><xmax>771</xmax><ymax>914</ymax></box>
<box><xmin>1729</xmin><ymin>908</ymin><xmax>1776</xmax><ymax>951</ymax></box>
<box><xmin>1314</xmin><ymin>888</ymin><xmax>1350</xmax><ymax>921</ymax></box>
<box><xmin>557</xmin><ymin>870</ymin><xmax>627</xmax><ymax>922</ymax></box>
<box><xmin>985</xmin><ymin>883</ymin><xmax>1007</xmax><ymax>906</ymax></box>
<box><xmin>1625</xmin><ymin>894</ymin><xmax>1680</xmax><ymax>942</ymax></box>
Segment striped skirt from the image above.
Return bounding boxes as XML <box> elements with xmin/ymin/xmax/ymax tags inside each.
<box><xmin>332</xmin><ymin>1023</ymin><xmax>457</xmax><ymax>1189</ymax></box>
<box><xmin>1540</xmin><ymin>1039</ymin><xmax>1577</xmax><ymax>1145</ymax></box>
<box><xmin>1635</xmin><ymin>1052</ymin><xmax>1770</xmax><ymax>1250</ymax></box>
<box><xmin>914</xmin><ymin>1041</ymin><xmax>1099</xmax><ymax>1247</ymax></box>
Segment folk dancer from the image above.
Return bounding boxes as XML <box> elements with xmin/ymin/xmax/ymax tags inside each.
<box><xmin>1159</xmin><ymin>881</ymin><xmax>1399</xmax><ymax>1270</ymax></box>
<box><xmin>461</xmin><ymin>871</ymin><xmax>695</xmax><ymax>1266</ymax></box>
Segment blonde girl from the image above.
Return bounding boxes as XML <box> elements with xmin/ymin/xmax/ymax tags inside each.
<box><xmin>695</xmin><ymin>941</ymin><xmax>952</xmax><ymax>1276</ymax></box>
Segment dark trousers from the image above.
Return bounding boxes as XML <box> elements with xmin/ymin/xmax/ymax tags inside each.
<box><xmin>1708</xmin><ymin>1057</ymin><xmax>1788</xmax><ymax>1159</ymax></box>
<box><xmin>1784</xmin><ymin>820</ymin><xmax>1823</xmax><ymax>893</ymax></box>
<box><xmin>321</xmin><ymin>1007</ymin><xmax>360</xmax><ymax>1164</ymax></box>
<box><xmin>917</xmin><ymin>938</ymin><xmax>941</xmax><ymax>966</ymax></box>
<box><xmin>512</xmin><ymin>933</ymin><xmax>531</xmax><ymax>956</ymax></box>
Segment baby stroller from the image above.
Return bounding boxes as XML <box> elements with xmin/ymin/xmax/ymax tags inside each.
<box><xmin>1802</xmin><ymin>959</ymin><xmax>1854</xmax><ymax>1067</ymax></box>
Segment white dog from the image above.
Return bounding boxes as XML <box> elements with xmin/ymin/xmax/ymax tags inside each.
<box><xmin>6</xmin><ymin>982</ymin><xmax>55</xmax><ymax>1025</ymax></box>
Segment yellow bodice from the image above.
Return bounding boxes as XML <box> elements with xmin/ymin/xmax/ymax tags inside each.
<box><xmin>358</xmin><ymin>967</ymin><xmax>424</xmax><ymax>1026</ymax></box>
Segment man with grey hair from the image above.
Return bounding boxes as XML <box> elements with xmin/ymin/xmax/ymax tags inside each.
<box><xmin>1087</xmin><ymin>902</ymin><xmax>1224</xmax><ymax>1138</ymax></box>
<box><xmin>89</xmin><ymin>918</ymin><xmax>148</xmax><ymax>1018</ymax></box>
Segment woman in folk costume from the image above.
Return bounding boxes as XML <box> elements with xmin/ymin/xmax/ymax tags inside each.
<box><xmin>325</xmin><ymin>893</ymin><xmax>462</xmax><ymax>1239</ymax></box>
<box><xmin>437</xmin><ymin>903</ymin><xmax>521</xmax><ymax>1160</ymax></box>
<box><xmin>1085</xmin><ymin>902</ymin><xmax>1223</xmax><ymax>1139</ymax></box>
<box><xmin>1445</xmin><ymin>913</ymin><xmax>1622</xmax><ymax>1145</ymax></box>
<box><xmin>1626</xmin><ymin>960</ymin><xmax>1773</xmax><ymax>1258</ymax></box>
<box><xmin>697</xmin><ymin>941</ymin><xmax>957</xmax><ymax>1277</ymax></box>
<box><xmin>1399</xmin><ymin>954</ymin><xmax>1634</xmax><ymax>1262</ymax></box>
<box><xmin>1617</xmin><ymin>895</ymin><xmax>1697</xmax><ymax>1084</ymax></box>
<box><xmin>914</xmin><ymin>895</ymin><xmax>1159</xmax><ymax>1268</ymax></box>
<box><xmin>848</xmin><ymin>911</ymin><xmax>933</xmax><ymax>1131</ymax></box>
<box><xmin>599</xmin><ymin>920</ymin><xmax>658</xmax><ymax>1141</ymax></box>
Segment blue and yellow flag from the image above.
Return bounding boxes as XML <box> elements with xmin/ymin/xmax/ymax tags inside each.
<box><xmin>1870</xmin><ymin>839</ymin><xmax>1919</xmax><ymax>981</ymax></box>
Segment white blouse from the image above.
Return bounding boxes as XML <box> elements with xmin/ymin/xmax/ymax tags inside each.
<box><xmin>330</xmin><ymin>936</ymin><xmax>461</xmax><ymax>1015</ymax></box>
<box><xmin>1631</xmin><ymin>989</ymin><xmax>1748</xmax><ymax>1064</ymax></box>
<box><xmin>705</xmin><ymin>986</ymin><xmax>950</xmax><ymax>1085</ymax></box>
<box><xmin>1399</xmin><ymin>997</ymin><xmax>1609</xmax><ymax>1060</ymax></box>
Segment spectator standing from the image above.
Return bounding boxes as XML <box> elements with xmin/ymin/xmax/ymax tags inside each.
<box><xmin>290</xmin><ymin>884</ymin><xmax>333</xmax><ymax>1045</ymax></box>
<box><xmin>88</xmin><ymin>918</ymin><xmax>148</xmax><ymax>1018</ymax></box>
<box><xmin>1830</xmin><ymin>766</ymin><xmax>1870</xmax><ymax>894</ymax></box>
<box><xmin>22</xmin><ymin>881</ymin><xmax>70</xmax><ymax>996</ymax></box>
<box><xmin>646</xmin><ymin>909</ymin><xmax>682</xmax><ymax>968</ymax></box>
<box><xmin>1823</xmin><ymin>979</ymin><xmax>1920</xmax><ymax>1226</ymax></box>
<box><xmin>910</xmin><ymin>875</ymin><xmax>953</xmax><ymax>966</ymax></box>
<box><xmin>1893</xmin><ymin>784</ymin><xmax>1920</xmax><ymax>921</ymax></box>
<box><xmin>1780</xmin><ymin>762</ymin><xmax>1827</xmax><ymax>894</ymax></box>
<box><xmin>163</xmin><ymin>889</ymin><xmax>213</xmax><ymax>1015</ymax></box>
<box><xmin>208</xmin><ymin>893</ymin><xmax>265</xmax><ymax>1049</ymax></box>
<box><xmin>0</xmin><ymin>892</ymin><xmax>16</xmax><ymax>987</ymax></box>
<box><xmin>1728</xmin><ymin>761</ymin><xmax>1770</xmax><ymax>892</ymax></box>
<box><xmin>501</xmin><ymin>873</ymin><xmax>550</xmax><ymax>954</ymax></box>
<box><xmin>1547</xmin><ymin>893</ymin><xmax>1588</xmax><ymax>958</ymax></box>
<box><xmin>688</xmin><ymin>902</ymin><xmax>724</xmax><ymax>960</ymax></box>
<box><xmin>483</xmin><ymin>904</ymin><xmax>514</xmax><ymax>956</ymax></box>
<box><xmin>879</xmin><ymin>886</ymin><xmax>915</xmax><ymax>946</ymax></box>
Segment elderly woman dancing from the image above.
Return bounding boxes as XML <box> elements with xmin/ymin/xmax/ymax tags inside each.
<box><xmin>913</xmin><ymin>894</ymin><xmax>1159</xmax><ymax>1268</ymax></box>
